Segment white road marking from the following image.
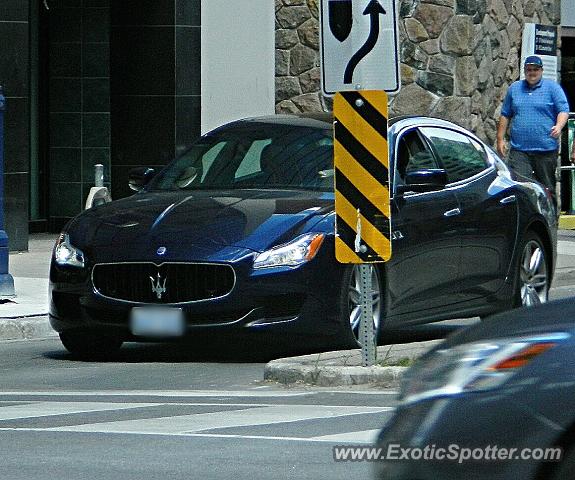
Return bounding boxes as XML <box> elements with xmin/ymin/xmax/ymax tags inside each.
<box><xmin>0</xmin><ymin>391</ymin><xmax>396</xmax><ymax>444</ymax></box>
<box><xmin>558</xmin><ymin>241</ymin><xmax>575</xmax><ymax>256</ymax></box>
<box><xmin>0</xmin><ymin>428</ymin><xmax>383</xmax><ymax>444</ymax></box>
<box><xmin>0</xmin><ymin>402</ymin><xmax>161</xmax><ymax>420</ymax></box>
<box><xmin>47</xmin><ymin>405</ymin><xmax>393</xmax><ymax>435</ymax></box>
<box><xmin>0</xmin><ymin>390</ymin><xmax>316</xmax><ymax>398</ymax></box>
<box><xmin>309</xmin><ymin>429</ymin><xmax>381</xmax><ymax>443</ymax></box>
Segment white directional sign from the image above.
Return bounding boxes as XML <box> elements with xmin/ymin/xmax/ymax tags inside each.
<box><xmin>320</xmin><ymin>0</ymin><xmax>400</xmax><ymax>95</ymax></box>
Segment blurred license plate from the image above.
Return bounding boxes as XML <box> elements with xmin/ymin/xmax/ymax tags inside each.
<box><xmin>130</xmin><ymin>307</ymin><xmax>185</xmax><ymax>337</ymax></box>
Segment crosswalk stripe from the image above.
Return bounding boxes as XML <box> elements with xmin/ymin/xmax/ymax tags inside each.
<box><xmin>309</xmin><ymin>429</ymin><xmax>381</xmax><ymax>443</ymax></box>
<box><xmin>0</xmin><ymin>402</ymin><xmax>159</xmax><ymax>421</ymax></box>
<box><xmin>0</xmin><ymin>428</ymin><xmax>382</xmax><ymax>444</ymax></box>
<box><xmin>0</xmin><ymin>390</ymin><xmax>315</xmax><ymax>398</ymax></box>
<box><xmin>0</xmin><ymin>389</ymin><xmax>399</xmax><ymax>397</ymax></box>
<box><xmin>0</xmin><ymin>392</ymin><xmax>397</xmax><ymax>445</ymax></box>
<box><xmin>45</xmin><ymin>405</ymin><xmax>393</xmax><ymax>435</ymax></box>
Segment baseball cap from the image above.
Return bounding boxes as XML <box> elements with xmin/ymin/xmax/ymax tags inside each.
<box><xmin>524</xmin><ymin>55</ymin><xmax>543</xmax><ymax>68</ymax></box>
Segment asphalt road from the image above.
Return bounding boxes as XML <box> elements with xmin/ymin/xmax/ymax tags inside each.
<box><xmin>3</xmin><ymin>233</ymin><xmax>575</xmax><ymax>479</ymax></box>
<box><xmin>0</xmin><ymin>339</ymin><xmax>397</xmax><ymax>480</ymax></box>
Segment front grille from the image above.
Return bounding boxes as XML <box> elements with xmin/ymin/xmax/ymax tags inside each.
<box><xmin>92</xmin><ymin>262</ymin><xmax>235</xmax><ymax>304</ymax></box>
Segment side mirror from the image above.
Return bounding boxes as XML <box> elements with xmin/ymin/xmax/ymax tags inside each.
<box><xmin>396</xmin><ymin>169</ymin><xmax>448</xmax><ymax>194</ymax></box>
<box><xmin>128</xmin><ymin>167</ymin><xmax>156</xmax><ymax>192</ymax></box>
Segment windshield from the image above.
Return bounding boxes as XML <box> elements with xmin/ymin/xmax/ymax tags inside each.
<box><xmin>148</xmin><ymin>124</ymin><xmax>334</xmax><ymax>192</ymax></box>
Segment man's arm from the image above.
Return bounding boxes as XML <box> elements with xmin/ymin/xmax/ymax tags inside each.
<box><xmin>497</xmin><ymin>115</ymin><xmax>509</xmax><ymax>158</ymax></box>
<box><xmin>551</xmin><ymin>112</ymin><xmax>569</xmax><ymax>139</ymax></box>
<box><xmin>551</xmin><ymin>83</ymin><xmax>570</xmax><ymax>139</ymax></box>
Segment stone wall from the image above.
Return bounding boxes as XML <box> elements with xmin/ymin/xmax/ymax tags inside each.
<box><xmin>275</xmin><ymin>0</ymin><xmax>561</xmax><ymax>144</ymax></box>
<box><xmin>275</xmin><ymin>0</ymin><xmax>326</xmax><ymax>113</ymax></box>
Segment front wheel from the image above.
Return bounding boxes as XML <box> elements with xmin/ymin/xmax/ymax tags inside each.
<box><xmin>59</xmin><ymin>330</ymin><xmax>123</xmax><ymax>359</ymax></box>
<box><xmin>514</xmin><ymin>231</ymin><xmax>549</xmax><ymax>307</ymax></box>
<box><xmin>339</xmin><ymin>265</ymin><xmax>384</xmax><ymax>346</ymax></box>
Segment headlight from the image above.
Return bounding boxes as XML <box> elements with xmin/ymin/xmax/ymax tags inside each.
<box><xmin>400</xmin><ymin>333</ymin><xmax>569</xmax><ymax>405</ymax></box>
<box><xmin>253</xmin><ymin>233</ymin><xmax>325</xmax><ymax>269</ymax></box>
<box><xmin>54</xmin><ymin>233</ymin><xmax>85</xmax><ymax>268</ymax></box>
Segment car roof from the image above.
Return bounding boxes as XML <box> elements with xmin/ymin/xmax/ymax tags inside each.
<box><xmin>209</xmin><ymin>113</ymin><xmax>334</xmax><ymax>132</ymax></box>
<box><xmin>210</xmin><ymin>113</ymin><xmax>472</xmax><ymax>137</ymax></box>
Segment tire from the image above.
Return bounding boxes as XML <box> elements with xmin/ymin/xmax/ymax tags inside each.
<box><xmin>514</xmin><ymin>231</ymin><xmax>549</xmax><ymax>307</ymax></box>
<box><xmin>59</xmin><ymin>330</ymin><xmax>123</xmax><ymax>359</ymax></box>
<box><xmin>339</xmin><ymin>264</ymin><xmax>384</xmax><ymax>346</ymax></box>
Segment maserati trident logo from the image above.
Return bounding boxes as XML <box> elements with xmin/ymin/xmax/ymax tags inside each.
<box><xmin>150</xmin><ymin>272</ymin><xmax>167</xmax><ymax>300</ymax></box>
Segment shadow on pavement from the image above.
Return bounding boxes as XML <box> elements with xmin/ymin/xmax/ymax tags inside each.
<box><xmin>43</xmin><ymin>335</ymin><xmax>317</xmax><ymax>364</ymax></box>
<box><xmin>43</xmin><ymin>319</ymin><xmax>474</xmax><ymax>364</ymax></box>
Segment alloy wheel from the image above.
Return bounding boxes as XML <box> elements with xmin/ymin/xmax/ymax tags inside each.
<box><xmin>519</xmin><ymin>239</ymin><xmax>548</xmax><ymax>307</ymax></box>
<box><xmin>348</xmin><ymin>265</ymin><xmax>382</xmax><ymax>341</ymax></box>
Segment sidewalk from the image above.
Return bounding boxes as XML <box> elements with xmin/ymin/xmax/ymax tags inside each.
<box><xmin>0</xmin><ymin>234</ymin><xmax>55</xmax><ymax>340</ymax></box>
<box><xmin>2</xmin><ymin>231</ymin><xmax>575</xmax><ymax>387</ymax></box>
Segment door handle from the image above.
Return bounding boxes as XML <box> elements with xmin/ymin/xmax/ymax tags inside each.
<box><xmin>443</xmin><ymin>208</ymin><xmax>461</xmax><ymax>217</ymax></box>
<box><xmin>500</xmin><ymin>195</ymin><xmax>516</xmax><ymax>205</ymax></box>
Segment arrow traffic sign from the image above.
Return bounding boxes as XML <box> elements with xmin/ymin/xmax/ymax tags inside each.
<box><xmin>320</xmin><ymin>0</ymin><xmax>400</xmax><ymax>95</ymax></box>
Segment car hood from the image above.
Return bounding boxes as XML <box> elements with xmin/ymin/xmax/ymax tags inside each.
<box><xmin>69</xmin><ymin>189</ymin><xmax>334</xmax><ymax>255</ymax></box>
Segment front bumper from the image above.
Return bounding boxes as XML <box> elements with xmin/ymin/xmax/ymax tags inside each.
<box><xmin>49</xmin><ymin>254</ymin><xmax>344</xmax><ymax>343</ymax></box>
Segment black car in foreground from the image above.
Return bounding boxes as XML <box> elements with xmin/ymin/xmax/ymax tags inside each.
<box><xmin>49</xmin><ymin>113</ymin><xmax>557</xmax><ymax>357</ymax></box>
<box><xmin>374</xmin><ymin>298</ymin><xmax>575</xmax><ymax>480</ymax></box>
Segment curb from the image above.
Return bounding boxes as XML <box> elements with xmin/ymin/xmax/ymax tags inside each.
<box><xmin>264</xmin><ymin>340</ymin><xmax>442</xmax><ymax>387</ymax></box>
<box><xmin>0</xmin><ymin>316</ymin><xmax>57</xmax><ymax>342</ymax></box>
<box><xmin>264</xmin><ymin>362</ymin><xmax>407</xmax><ymax>387</ymax></box>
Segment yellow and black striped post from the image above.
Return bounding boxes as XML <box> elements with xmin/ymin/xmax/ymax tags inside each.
<box><xmin>334</xmin><ymin>90</ymin><xmax>391</xmax><ymax>264</ymax></box>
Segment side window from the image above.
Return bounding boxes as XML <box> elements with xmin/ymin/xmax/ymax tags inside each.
<box><xmin>395</xmin><ymin>129</ymin><xmax>439</xmax><ymax>184</ymax></box>
<box><xmin>420</xmin><ymin>127</ymin><xmax>488</xmax><ymax>183</ymax></box>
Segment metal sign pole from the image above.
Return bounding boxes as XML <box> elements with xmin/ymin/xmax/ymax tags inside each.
<box><xmin>333</xmin><ymin>91</ymin><xmax>391</xmax><ymax>368</ymax></box>
<box><xmin>359</xmin><ymin>264</ymin><xmax>376</xmax><ymax>366</ymax></box>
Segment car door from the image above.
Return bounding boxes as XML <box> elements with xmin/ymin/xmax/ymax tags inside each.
<box><xmin>385</xmin><ymin>128</ymin><xmax>462</xmax><ymax>319</ymax></box>
<box><xmin>419</xmin><ymin>126</ymin><xmax>519</xmax><ymax>300</ymax></box>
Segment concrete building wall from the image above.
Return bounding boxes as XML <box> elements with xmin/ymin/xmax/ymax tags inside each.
<box><xmin>562</xmin><ymin>0</ymin><xmax>575</xmax><ymax>27</ymax></box>
<box><xmin>201</xmin><ymin>0</ymin><xmax>275</xmax><ymax>134</ymax></box>
<box><xmin>275</xmin><ymin>0</ymin><xmax>562</xmax><ymax>145</ymax></box>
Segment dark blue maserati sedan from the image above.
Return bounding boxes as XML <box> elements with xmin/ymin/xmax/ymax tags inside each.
<box><xmin>49</xmin><ymin>114</ymin><xmax>557</xmax><ymax>357</ymax></box>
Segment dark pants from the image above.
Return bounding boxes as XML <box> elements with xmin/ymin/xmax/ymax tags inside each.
<box><xmin>507</xmin><ymin>149</ymin><xmax>558</xmax><ymax>203</ymax></box>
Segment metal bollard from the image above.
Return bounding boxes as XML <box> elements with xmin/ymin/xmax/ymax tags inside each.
<box><xmin>0</xmin><ymin>86</ymin><xmax>15</xmax><ymax>297</ymax></box>
<box><xmin>84</xmin><ymin>163</ymin><xmax>111</xmax><ymax>209</ymax></box>
<box><xmin>94</xmin><ymin>163</ymin><xmax>104</xmax><ymax>188</ymax></box>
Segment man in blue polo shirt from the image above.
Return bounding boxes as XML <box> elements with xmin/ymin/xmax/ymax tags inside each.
<box><xmin>497</xmin><ymin>55</ymin><xmax>570</xmax><ymax>207</ymax></box>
